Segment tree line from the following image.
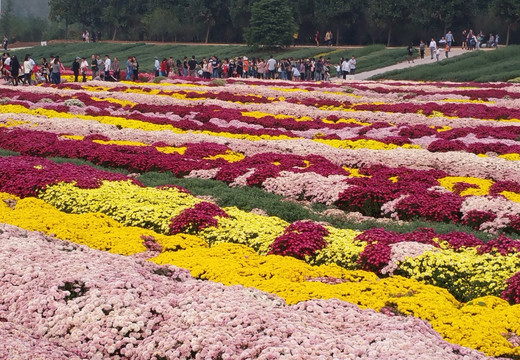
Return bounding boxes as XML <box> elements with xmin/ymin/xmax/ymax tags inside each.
<box><xmin>2</xmin><ymin>0</ymin><xmax>520</xmax><ymax>46</ymax></box>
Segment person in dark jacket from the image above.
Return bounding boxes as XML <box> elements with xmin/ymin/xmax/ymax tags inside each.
<box><xmin>72</xmin><ymin>57</ymin><xmax>80</xmax><ymax>82</ymax></box>
<box><xmin>10</xmin><ymin>54</ymin><xmax>20</xmax><ymax>86</ymax></box>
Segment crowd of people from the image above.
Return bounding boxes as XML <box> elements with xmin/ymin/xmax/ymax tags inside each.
<box><xmin>407</xmin><ymin>29</ymin><xmax>499</xmax><ymax>63</ymax></box>
<box><xmin>160</xmin><ymin>54</ymin><xmax>357</xmax><ymax>81</ymax></box>
<box><xmin>0</xmin><ymin>51</ymin><xmax>361</xmax><ymax>85</ymax></box>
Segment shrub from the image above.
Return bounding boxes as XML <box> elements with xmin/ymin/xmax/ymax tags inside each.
<box><xmin>268</xmin><ymin>221</ymin><xmax>328</xmax><ymax>259</ymax></box>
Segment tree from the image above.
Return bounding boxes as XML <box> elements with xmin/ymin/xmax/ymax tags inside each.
<box><xmin>368</xmin><ymin>0</ymin><xmax>414</xmax><ymax>46</ymax></box>
<box><xmin>182</xmin><ymin>0</ymin><xmax>229</xmax><ymax>43</ymax></box>
<box><xmin>142</xmin><ymin>7</ymin><xmax>181</xmax><ymax>41</ymax></box>
<box><xmin>415</xmin><ymin>0</ymin><xmax>473</xmax><ymax>34</ymax></box>
<box><xmin>314</xmin><ymin>0</ymin><xmax>365</xmax><ymax>45</ymax></box>
<box><xmin>245</xmin><ymin>0</ymin><xmax>297</xmax><ymax>47</ymax></box>
<box><xmin>490</xmin><ymin>0</ymin><xmax>520</xmax><ymax>45</ymax></box>
<box><xmin>1</xmin><ymin>0</ymin><xmax>13</xmax><ymax>39</ymax></box>
<box><xmin>48</xmin><ymin>0</ymin><xmax>78</xmax><ymax>39</ymax></box>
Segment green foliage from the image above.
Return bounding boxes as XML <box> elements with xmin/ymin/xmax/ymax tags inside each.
<box><xmin>313</xmin><ymin>0</ymin><xmax>363</xmax><ymax>45</ymax></box>
<box><xmin>47</xmin><ymin>157</ymin><xmax>129</xmax><ymax>174</ymax></box>
<box><xmin>367</xmin><ymin>0</ymin><xmax>414</xmax><ymax>45</ymax></box>
<box><xmin>414</xmin><ymin>0</ymin><xmax>470</xmax><ymax>31</ymax></box>
<box><xmin>0</xmin><ymin>149</ymin><xmax>20</xmax><ymax>157</ymax></box>
<box><xmin>152</xmin><ymin>76</ymin><xmax>167</xmax><ymax>83</ymax></box>
<box><xmin>142</xmin><ymin>8</ymin><xmax>181</xmax><ymax>42</ymax></box>
<box><xmin>245</xmin><ymin>0</ymin><xmax>297</xmax><ymax>47</ymax></box>
<box><xmin>210</xmin><ymin>79</ymin><xmax>227</xmax><ymax>86</ymax></box>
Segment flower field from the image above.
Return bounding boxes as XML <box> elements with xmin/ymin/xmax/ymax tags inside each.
<box><xmin>1</xmin><ymin>75</ymin><xmax>520</xmax><ymax>359</ymax></box>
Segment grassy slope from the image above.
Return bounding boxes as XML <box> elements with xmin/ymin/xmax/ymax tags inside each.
<box><xmin>371</xmin><ymin>45</ymin><xmax>520</xmax><ymax>82</ymax></box>
<box><xmin>11</xmin><ymin>42</ymin><xmax>406</xmax><ymax>73</ymax></box>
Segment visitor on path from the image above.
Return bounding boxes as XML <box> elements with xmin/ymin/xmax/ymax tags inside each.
<box><xmin>445</xmin><ymin>31</ymin><xmax>454</xmax><ymax>51</ymax></box>
<box><xmin>435</xmin><ymin>47</ymin><xmax>440</xmax><ymax>61</ymax></box>
<box><xmin>461</xmin><ymin>30</ymin><xmax>467</xmax><ymax>49</ymax></box>
<box><xmin>325</xmin><ymin>31</ymin><xmax>333</xmax><ymax>47</ymax></box>
<box><xmin>341</xmin><ymin>57</ymin><xmax>349</xmax><ymax>78</ymax></box>
<box><xmin>348</xmin><ymin>55</ymin><xmax>356</xmax><ymax>75</ymax></box>
<box><xmin>407</xmin><ymin>43</ymin><xmax>415</xmax><ymax>63</ymax></box>
<box><xmin>429</xmin><ymin>38</ymin><xmax>437</xmax><ymax>59</ymax></box>
<box><xmin>315</xmin><ymin>31</ymin><xmax>320</xmax><ymax>47</ymax></box>
<box><xmin>3</xmin><ymin>35</ymin><xmax>8</xmax><ymax>51</ymax></box>
<box><xmin>445</xmin><ymin>44</ymin><xmax>450</xmax><ymax>58</ymax></box>
<box><xmin>419</xmin><ymin>40</ymin><xmax>425</xmax><ymax>59</ymax></box>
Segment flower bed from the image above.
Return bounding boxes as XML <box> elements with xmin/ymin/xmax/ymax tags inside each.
<box><xmin>1</xmin><ymin>77</ymin><xmax>520</xmax><ymax>358</ymax></box>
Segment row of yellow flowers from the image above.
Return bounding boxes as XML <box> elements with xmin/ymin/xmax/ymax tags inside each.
<box><xmin>37</xmin><ymin>181</ymin><xmax>520</xmax><ymax>301</ymax></box>
<box><xmin>0</xmin><ymin>188</ymin><xmax>519</xmax><ymax>357</ymax></box>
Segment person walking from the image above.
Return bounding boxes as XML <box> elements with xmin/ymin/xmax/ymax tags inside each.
<box><xmin>419</xmin><ymin>40</ymin><xmax>425</xmax><ymax>59</ymax></box>
<box><xmin>446</xmin><ymin>31</ymin><xmax>454</xmax><ymax>51</ymax></box>
<box><xmin>429</xmin><ymin>38</ymin><xmax>437</xmax><ymax>59</ymax></box>
<box><xmin>407</xmin><ymin>42</ymin><xmax>415</xmax><ymax>63</ymax></box>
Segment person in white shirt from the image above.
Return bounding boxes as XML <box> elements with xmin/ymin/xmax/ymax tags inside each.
<box><xmin>347</xmin><ymin>56</ymin><xmax>356</xmax><ymax>75</ymax></box>
<box><xmin>154</xmin><ymin>56</ymin><xmax>160</xmax><ymax>76</ymax></box>
<box><xmin>429</xmin><ymin>38</ymin><xmax>437</xmax><ymax>59</ymax></box>
<box><xmin>267</xmin><ymin>55</ymin><xmax>277</xmax><ymax>79</ymax></box>
<box><xmin>291</xmin><ymin>65</ymin><xmax>300</xmax><ymax>80</ymax></box>
<box><xmin>80</xmin><ymin>57</ymin><xmax>89</xmax><ymax>82</ymax></box>
<box><xmin>104</xmin><ymin>55</ymin><xmax>111</xmax><ymax>81</ymax></box>
<box><xmin>22</xmin><ymin>54</ymin><xmax>32</xmax><ymax>85</ymax></box>
<box><xmin>341</xmin><ymin>58</ymin><xmax>349</xmax><ymax>79</ymax></box>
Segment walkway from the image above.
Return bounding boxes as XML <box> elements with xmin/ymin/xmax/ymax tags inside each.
<box><xmin>353</xmin><ymin>47</ymin><xmax>495</xmax><ymax>80</ymax></box>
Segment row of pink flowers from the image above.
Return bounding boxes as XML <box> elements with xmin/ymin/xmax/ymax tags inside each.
<box><xmin>1</xmin><ymin>223</ymin><xmax>490</xmax><ymax>359</ymax></box>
